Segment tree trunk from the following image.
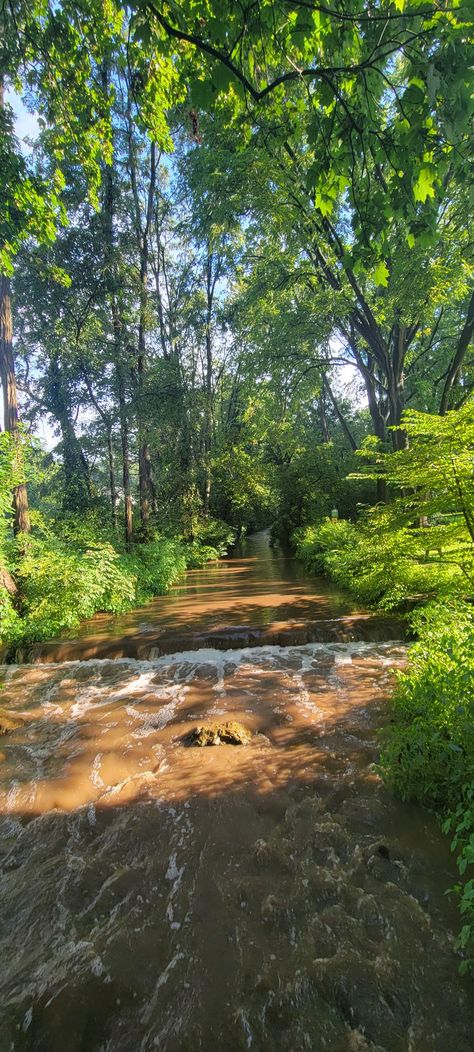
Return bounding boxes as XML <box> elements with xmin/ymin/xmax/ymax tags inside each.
<box><xmin>46</xmin><ymin>354</ymin><xmax>93</xmax><ymax>511</ymax></box>
<box><xmin>101</xmin><ymin>62</ymin><xmax>133</xmax><ymax>548</ymax></box>
<box><xmin>440</xmin><ymin>289</ymin><xmax>474</xmax><ymax>415</ymax></box>
<box><xmin>0</xmin><ymin>566</ymin><xmax>17</xmax><ymax>595</ymax></box>
<box><xmin>81</xmin><ymin>369</ymin><xmax>118</xmax><ymax>532</ymax></box>
<box><xmin>319</xmin><ymin>389</ymin><xmax>331</xmax><ymax>442</ymax></box>
<box><xmin>203</xmin><ymin>252</ymin><xmax>222</xmax><ymax>515</ymax></box>
<box><xmin>105</xmin><ymin>428</ymin><xmax>118</xmax><ymax>531</ymax></box>
<box><xmin>323</xmin><ymin>376</ymin><xmax>357</xmax><ymax>451</ymax></box>
<box><xmin>343</xmin><ymin>327</ymin><xmax>387</xmax><ymax>501</ymax></box>
<box><xmin>117</xmin><ymin>363</ymin><xmax>133</xmax><ymax>550</ymax></box>
<box><xmin>0</xmin><ymin>275</ymin><xmax>31</xmax><ymax>534</ymax></box>
<box><xmin>387</xmin><ymin>323</ymin><xmax>408</xmax><ymax>450</ymax></box>
<box><xmin>128</xmin><ymin>118</ymin><xmax>157</xmax><ymax>536</ymax></box>
<box><xmin>203</xmin><ymin>312</ymin><xmax>213</xmax><ymax>514</ymax></box>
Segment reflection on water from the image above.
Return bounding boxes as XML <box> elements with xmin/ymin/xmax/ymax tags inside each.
<box><xmin>22</xmin><ymin>532</ymin><xmax>406</xmax><ymax>663</ymax></box>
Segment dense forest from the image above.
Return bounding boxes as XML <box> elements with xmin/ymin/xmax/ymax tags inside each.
<box><xmin>1</xmin><ymin>0</ymin><xmax>473</xmax><ymax>979</ymax></box>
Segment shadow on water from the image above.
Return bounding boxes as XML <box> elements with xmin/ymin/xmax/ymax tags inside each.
<box><xmin>16</xmin><ymin>532</ymin><xmax>407</xmax><ymax>664</ymax></box>
<box><xmin>0</xmin><ymin>634</ymin><xmax>472</xmax><ymax>1051</ymax></box>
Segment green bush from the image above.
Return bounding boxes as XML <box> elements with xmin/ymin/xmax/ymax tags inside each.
<box><xmin>0</xmin><ymin>525</ymin><xmax>225</xmax><ymax>649</ymax></box>
<box><xmin>443</xmin><ymin>786</ymin><xmax>474</xmax><ymax>975</ymax></box>
<box><xmin>380</xmin><ymin>602</ymin><xmax>474</xmax><ymax>805</ymax></box>
<box><xmin>184</xmin><ymin>542</ymin><xmax>220</xmax><ymax>568</ymax></box>
<box><xmin>0</xmin><ymin>588</ymin><xmax>23</xmax><ymax>648</ymax></box>
<box><xmin>123</xmin><ymin>538</ymin><xmax>187</xmax><ymax>602</ymax></box>
<box><xmin>293</xmin><ymin>516</ymin><xmax>469</xmax><ymax>610</ymax></box>
<box><xmin>14</xmin><ymin>537</ymin><xmax>137</xmax><ymax>640</ymax></box>
<box><xmin>293</xmin><ymin>519</ymin><xmax>357</xmax><ymax>574</ymax></box>
<box><xmin>191</xmin><ymin>516</ymin><xmax>237</xmax><ymax>554</ymax></box>
<box><xmin>380</xmin><ymin>602</ymin><xmax>474</xmax><ymax>970</ymax></box>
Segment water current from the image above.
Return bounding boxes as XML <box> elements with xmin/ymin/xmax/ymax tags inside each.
<box><xmin>0</xmin><ymin>533</ymin><xmax>472</xmax><ymax>1050</ymax></box>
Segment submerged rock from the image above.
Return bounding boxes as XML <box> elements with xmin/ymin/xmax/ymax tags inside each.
<box><xmin>183</xmin><ymin>721</ymin><xmax>253</xmax><ymax>747</ymax></box>
<box><xmin>0</xmin><ymin>708</ymin><xmax>25</xmax><ymax>735</ymax></box>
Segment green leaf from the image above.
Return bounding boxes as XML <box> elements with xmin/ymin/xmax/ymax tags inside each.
<box><xmin>374</xmin><ymin>260</ymin><xmax>389</xmax><ymax>287</ymax></box>
<box><xmin>414</xmin><ymin>168</ymin><xmax>436</xmax><ymax>203</ymax></box>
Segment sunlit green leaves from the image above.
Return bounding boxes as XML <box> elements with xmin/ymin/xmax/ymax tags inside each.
<box><xmin>413</xmin><ymin>166</ymin><xmax>437</xmax><ymax>203</ymax></box>
<box><xmin>374</xmin><ymin>260</ymin><xmax>390</xmax><ymax>287</ymax></box>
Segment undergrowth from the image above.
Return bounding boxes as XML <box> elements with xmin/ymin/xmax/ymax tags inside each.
<box><xmin>293</xmin><ymin>518</ymin><xmax>471</xmax><ymax>610</ymax></box>
<box><xmin>379</xmin><ymin>602</ymin><xmax>474</xmax><ymax>973</ymax></box>
<box><xmin>0</xmin><ymin>514</ymin><xmax>235</xmax><ymax>651</ymax></box>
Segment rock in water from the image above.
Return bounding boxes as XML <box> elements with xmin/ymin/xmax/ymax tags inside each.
<box><xmin>187</xmin><ymin>726</ymin><xmax>221</xmax><ymax>747</ymax></box>
<box><xmin>219</xmin><ymin>721</ymin><xmax>253</xmax><ymax>745</ymax></box>
<box><xmin>0</xmin><ymin>708</ymin><xmax>25</xmax><ymax>735</ymax></box>
<box><xmin>184</xmin><ymin>721</ymin><xmax>253</xmax><ymax>747</ymax></box>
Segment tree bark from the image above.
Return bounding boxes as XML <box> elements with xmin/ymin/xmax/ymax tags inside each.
<box><xmin>203</xmin><ymin>251</ymin><xmax>222</xmax><ymax>515</ymax></box>
<box><xmin>117</xmin><ymin>362</ymin><xmax>133</xmax><ymax>549</ymax></box>
<box><xmin>323</xmin><ymin>376</ymin><xmax>357</xmax><ymax>451</ymax></box>
<box><xmin>46</xmin><ymin>353</ymin><xmax>93</xmax><ymax>510</ymax></box>
<box><xmin>101</xmin><ymin>61</ymin><xmax>133</xmax><ymax>547</ymax></box>
<box><xmin>319</xmin><ymin>388</ymin><xmax>331</xmax><ymax>442</ymax></box>
<box><xmin>0</xmin><ymin>565</ymin><xmax>17</xmax><ymax>595</ymax></box>
<box><xmin>0</xmin><ymin>274</ymin><xmax>31</xmax><ymax>534</ymax></box>
<box><xmin>105</xmin><ymin>429</ymin><xmax>118</xmax><ymax>532</ymax></box>
<box><xmin>81</xmin><ymin>368</ymin><xmax>118</xmax><ymax>531</ymax></box>
<box><xmin>440</xmin><ymin>288</ymin><xmax>474</xmax><ymax>415</ymax></box>
<box><xmin>127</xmin><ymin>107</ymin><xmax>157</xmax><ymax>536</ymax></box>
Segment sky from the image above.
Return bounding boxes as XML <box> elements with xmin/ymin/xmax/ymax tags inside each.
<box><xmin>7</xmin><ymin>90</ymin><xmax>40</xmax><ymax>151</ymax></box>
<box><xmin>4</xmin><ymin>93</ymin><xmax>56</xmax><ymax>445</ymax></box>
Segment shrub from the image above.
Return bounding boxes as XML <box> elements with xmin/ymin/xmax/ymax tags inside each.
<box><xmin>14</xmin><ymin>537</ymin><xmax>137</xmax><ymax>640</ymax></box>
<box><xmin>184</xmin><ymin>542</ymin><xmax>220</xmax><ymax>568</ymax></box>
<box><xmin>0</xmin><ymin>529</ymin><xmax>224</xmax><ymax>648</ymax></box>
<box><xmin>380</xmin><ymin>601</ymin><xmax>474</xmax><ymax>970</ymax></box>
<box><xmin>191</xmin><ymin>516</ymin><xmax>237</xmax><ymax>554</ymax></box>
<box><xmin>293</xmin><ymin>519</ymin><xmax>357</xmax><ymax>574</ymax></box>
<box><xmin>293</xmin><ymin>516</ymin><xmax>469</xmax><ymax>610</ymax></box>
<box><xmin>443</xmin><ymin>786</ymin><xmax>474</xmax><ymax>975</ymax></box>
<box><xmin>124</xmin><ymin>539</ymin><xmax>187</xmax><ymax>602</ymax></box>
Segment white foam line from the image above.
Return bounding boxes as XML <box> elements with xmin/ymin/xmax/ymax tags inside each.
<box><xmin>90</xmin><ymin>753</ymin><xmax>104</xmax><ymax>788</ymax></box>
<box><xmin>140</xmin><ymin>950</ymin><xmax>186</xmax><ymax>1029</ymax></box>
<box><xmin>2</xmin><ymin>639</ymin><xmax>406</xmax><ymax>674</ymax></box>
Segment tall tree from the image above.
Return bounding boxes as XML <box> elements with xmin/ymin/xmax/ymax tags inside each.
<box><xmin>0</xmin><ymin>271</ymin><xmax>30</xmax><ymax>533</ymax></box>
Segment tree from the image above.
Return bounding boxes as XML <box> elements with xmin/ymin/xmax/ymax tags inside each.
<box><xmin>135</xmin><ymin>0</ymin><xmax>472</xmax><ymax>253</ymax></box>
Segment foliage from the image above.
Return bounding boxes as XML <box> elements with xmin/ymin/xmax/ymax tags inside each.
<box><xmin>0</xmin><ymin>431</ymin><xmax>21</xmax><ymax>545</ymax></box>
<box><xmin>212</xmin><ymin>447</ymin><xmax>276</xmax><ymax>533</ymax></box>
<box><xmin>381</xmin><ymin>602</ymin><xmax>474</xmax><ymax>807</ymax></box>
<box><xmin>122</xmin><ymin>538</ymin><xmax>187</xmax><ymax>604</ymax></box>
<box><xmin>139</xmin><ymin>0</ymin><xmax>473</xmax><ymax>259</ymax></box>
<box><xmin>296</xmin><ymin>402</ymin><xmax>474</xmax><ymax>608</ymax></box>
<box><xmin>294</xmin><ymin>519</ymin><xmax>357</xmax><ymax>574</ymax></box>
<box><xmin>294</xmin><ymin>515</ymin><xmax>467</xmax><ymax>609</ymax></box>
<box><xmin>0</xmin><ymin>519</ymin><xmax>228</xmax><ymax>649</ymax></box>
<box><xmin>380</xmin><ymin>602</ymin><xmax>474</xmax><ymax>970</ymax></box>
<box><xmin>442</xmin><ymin>786</ymin><xmax>474</xmax><ymax>975</ymax></box>
<box><xmin>190</xmin><ymin>516</ymin><xmax>237</xmax><ymax>554</ymax></box>
<box><xmin>354</xmin><ymin>402</ymin><xmax>474</xmax><ymax>541</ymax></box>
<box><xmin>15</xmin><ymin>536</ymin><xmax>137</xmax><ymax>640</ymax></box>
<box><xmin>184</xmin><ymin>542</ymin><xmax>220</xmax><ymax>569</ymax></box>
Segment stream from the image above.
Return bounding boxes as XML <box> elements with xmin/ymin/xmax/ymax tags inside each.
<box><xmin>0</xmin><ymin>532</ymin><xmax>472</xmax><ymax>1050</ymax></box>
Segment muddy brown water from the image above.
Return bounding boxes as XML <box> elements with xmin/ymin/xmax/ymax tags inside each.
<box><xmin>0</xmin><ymin>533</ymin><xmax>472</xmax><ymax>1050</ymax></box>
